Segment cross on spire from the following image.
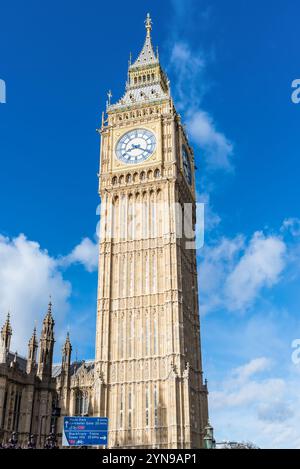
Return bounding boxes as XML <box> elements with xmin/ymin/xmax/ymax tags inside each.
<box><xmin>145</xmin><ymin>13</ymin><xmax>152</xmax><ymax>38</ymax></box>
<box><xmin>107</xmin><ymin>90</ymin><xmax>112</xmax><ymax>106</ymax></box>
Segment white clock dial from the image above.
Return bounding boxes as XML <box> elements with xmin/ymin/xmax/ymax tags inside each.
<box><xmin>116</xmin><ymin>129</ymin><xmax>156</xmax><ymax>164</ymax></box>
<box><xmin>182</xmin><ymin>145</ymin><xmax>192</xmax><ymax>185</ymax></box>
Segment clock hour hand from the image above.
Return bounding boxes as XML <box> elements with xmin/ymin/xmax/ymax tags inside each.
<box><xmin>126</xmin><ymin>144</ymin><xmax>141</xmax><ymax>152</ymax></box>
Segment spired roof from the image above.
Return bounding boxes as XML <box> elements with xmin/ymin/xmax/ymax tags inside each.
<box><xmin>52</xmin><ymin>360</ymin><xmax>95</xmax><ymax>378</ymax></box>
<box><xmin>7</xmin><ymin>352</ymin><xmax>27</xmax><ymax>372</ymax></box>
<box><xmin>130</xmin><ymin>13</ymin><xmax>158</xmax><ymax>68</ymax></box>
<box><xmin>107</xmin><ymin>13</ymin><xmax>170</xmax><ymax>112</ymax></box>
<box><xmin>108</xmin><ymin>83</ymin><xmax>168</xmax><ymax>111</ymax></box>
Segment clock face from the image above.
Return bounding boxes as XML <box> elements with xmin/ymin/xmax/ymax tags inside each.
<box><xmin>182</xmin><ymin>145</ymin><xmax>192</xmax><ymax>185</ymax></box>
<box><xmin>116</xmin><ymin>129</ymin><xmax>156</xmax><ymax>164</ymax></box>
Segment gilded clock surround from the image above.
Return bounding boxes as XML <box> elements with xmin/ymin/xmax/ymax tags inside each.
<box><xmin>115</xmin><ymin>128</ymin><xmax>157</xmax><ymax>165</ymax></box>
<box><xmin>112</xmin><ymin>122</ymin><xmax>161</xmax><ymax>171</ymax></box>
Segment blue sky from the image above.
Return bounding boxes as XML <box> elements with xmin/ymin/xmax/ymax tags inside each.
<box><xmin>1</xmin><ymin>0</ymin><xmax>300</xmax><ymax>448</ymax></box>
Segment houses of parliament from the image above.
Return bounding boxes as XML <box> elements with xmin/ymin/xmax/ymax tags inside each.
<box><xmin>0</xmin><ymin>14</ymin><xmax>209</xmax><ymax>449</ymax></box>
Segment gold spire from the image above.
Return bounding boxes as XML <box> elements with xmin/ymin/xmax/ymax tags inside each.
<box><xmin>108</xmin><ymin>13</ymin><xmax>169</xmax><ymax>111</ymax></box>
<box><xmin>145</xmin><ymin>13</ymin><xmax>152</xmax><ymax>38</ymax></box>
<box><xmin>131</xmin><ymin>13</ymin><xmax>158</xmax><ymax>68</ymax></box>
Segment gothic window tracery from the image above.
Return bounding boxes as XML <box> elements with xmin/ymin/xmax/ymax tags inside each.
<box><xmin>75</xmin><ymin>389</ymin><xmax>89</xmax><ymax>416</ymax></box>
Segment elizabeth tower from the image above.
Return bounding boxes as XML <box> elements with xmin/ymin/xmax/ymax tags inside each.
<box><xmin>94</xmin><ymin>14</ymin><xmax>209</xmax><ymax>449</ymax></box>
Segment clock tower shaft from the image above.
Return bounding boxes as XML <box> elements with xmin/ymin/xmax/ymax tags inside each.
<box><xmin>94</xmin><ymin>14</ymin><xmax>209</xmax><ymax>449</ymax></box>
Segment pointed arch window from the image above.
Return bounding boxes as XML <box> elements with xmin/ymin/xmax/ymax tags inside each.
<box><xmin>75</xmin><ymin>390</ymin><xmax>89</xmax><ymax>416</ymax></box>
<box><xmin>154</xmin><ymin>385</ymin><xmax>158</xmax><ymax>429</ymax></box>
<box><xmin>152</xmin><ymin>253</ymin><xmax>157</xmax><ymax>293</ymax></box>
<box><xmin>119</xmin><ymin>387</ymin><xmax>124</xmax><ymax>429</ymax></box>
<box><xmin>145</xmin><ymin>254</ymin><xmax>150</xmax><ymax>293</ymax></box>
<box><xmin>142</xmin><ymin>192</ymin><xmax>148</xmax><ymax>239</ymax></box>
<box><xmin>129</xmin><ymin>256</ymin><xmax>134</xmax><ymax>296</ymax></box>
<box><xmin>145</xmin><ymin>386</ymin><xmax>150</xmax><ymax>427</ymax></box>
<box><xmin>128</xmin><ymin>389</ymin><xmax>133</xmax><ymax>429</ymax></box>
<box><xmin>119</xmin><ymin>317</ymin><xmax>124</xmax><ymax>359</ymax></box>
<box><xmin>145</xmin><ymin>316</ymin><xmax>150</xmax><ymax>356</ymax></box>
<box><xmin>154</xmin><ymin>317</ymin><xmax>158</xmax><ymax>355</ymax></box>
<box><xmin>128</xmin><ymin>314</ymin><xmax>134</xmax><ymax>358</ymax></box>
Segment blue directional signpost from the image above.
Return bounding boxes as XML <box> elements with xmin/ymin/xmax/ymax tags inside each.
<box><xmin>62</xmin><ymin>417</ymin><xmax>108</xmax><ymax>447</ymax></box>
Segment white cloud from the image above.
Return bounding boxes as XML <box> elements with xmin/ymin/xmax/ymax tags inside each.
<box><xmin>225</xmin><ymin>232</ymin><xmax>286</xmax><ymax>311</ymax></box>
<box><xmin>199</xmin><ymin>231</ymin><xmax>286</xmax><ymax>314</ymax></box>
<box><xmin>258</xmin><ymin>401</ymin><xmax>293</xmax><ymax>423</ymax></box>
<box><xmin>211</xmin><ymin>358</ymin><xmax>284</xmax><ymax>410</ymax></box>
<box><xmin>187</xmin><ymin>110</ymin><xmax>234</xmax><ymax>171</ymax></box>
<box><xmin>61</xmin><ymin>237</ymin><xmax>98</xmax><ymax>272</ymax></box>
<box><xmin>0</xmin><ymin>234</ymin><xmax>71</xmax><ymax>355</ymax></box>
<box><xmin>199</xmin><ymin>234</ymin><xmax>244</xmax><ymax>314</ymax></box>
<box><xmin>233</xmin><ymin>357</ymin><xmax>271</xmax><ymax>383</ymax></box>
<box><xmin>210</xmin><ymin>357</ymin><xmax>300</xmax><ymax>448</ymax></box>
<box><xmin>281</xmin><ymin>218</ymin><xmax>300</xmax><ymax>237</ymax></box>
<box><xmin>0</xmin><ymin>233</ymin><xmax>99</xmax><ymax>356</ymax></box>
<box><xmin>168</xmin><ymin>35</ymin><xmax>234</xmax><ymax>171</ymax></box>
<box><xmin>170</xmin><ymin>42</ymin><xmax>206</xmax><ymax>109</ymax></box>
<box><xmin>197</xmin><ymin>192</ymin><xmax>221</xmax><ymax>232</ymax></box>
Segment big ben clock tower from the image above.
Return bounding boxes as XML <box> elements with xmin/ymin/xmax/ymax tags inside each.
<box><xmin>94</xmin><ymin>14</ymin><xmax>209</xmax><ymax>449</ymax></box>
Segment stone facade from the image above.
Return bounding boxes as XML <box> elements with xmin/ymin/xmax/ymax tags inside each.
<box><xmin>94</xmin><ymin>14</ymin><xmax>209</xmax><ymax>449</ymax></box>
<box><xmin>0</xmin><ymin>306</ymin><xmax>96</xmax><ymax>448</ymax></box>
<box><xmin>0</xmin><ymin>14</ymin><xmax>209</xmax><ymax>449</ymax></box>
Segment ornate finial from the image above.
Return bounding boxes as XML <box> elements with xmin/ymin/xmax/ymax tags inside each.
<box><xmin>156</xmin><ymin>45</ymin><xmax>159</xmax><ymax>60</ymax></box>
<box><xmin>129</xmin><ymin>52</ymin><xmax>132</xmax><ymax>66</ymax></box>
<box><xmin>47</xmin><ymin>297</ymin><xmax>52</xmax><ymax>316</ymax></box>
<box><xmin>2</xmin><ymin>312</ymin><xmax>12</xmax><ymax>334</ymax></box>
<box><xmin>145</xmin><ymin>13</ymin><xmax>152</xmax><ymax>37</ymax></box>
<box><xmin>107</xmin><ymin>90</ymin><xmax>112</xmax><ymax>106</ymax></box>
<box><xmin>29</xmin><ymin>325</ymin><xmax>37</xmax><ymax>347</ymax></box>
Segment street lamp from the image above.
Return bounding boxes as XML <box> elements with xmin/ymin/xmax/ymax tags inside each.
<box><xmin>203</xmin><ymin>422</ymin><xmax>216</xmax><ymax>449</ymax></box>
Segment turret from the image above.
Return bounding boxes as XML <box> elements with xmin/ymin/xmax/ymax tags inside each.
<box><xmin>37</xmin><ymin>300</ymin><xmax>55</xmax><ymax>380</ymax></box>
<box><xmin>61</xmin><ymin>332</ymin><xmax>72</xmax><ymax>375</ymax></box>
<box><xmin>60</xmin><ymin>332</ymin><xmax>72</xmax><ymax>390</ymax></box>
<box><xmin>26</xmin><ymin>326</ymin><xmax>38</xmax><ymax>374</ymax></box>
<box><xmin>59</xmin><ymin>333</ymin><xmax>72</xmax><ymax>422</ymax></box>
<box><xmin>0</xmin><ymin>313</ymin><xmax>12</xmax><ymax>364</ymax></box>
